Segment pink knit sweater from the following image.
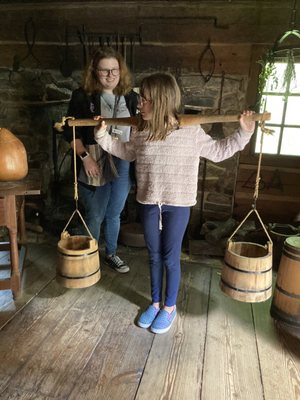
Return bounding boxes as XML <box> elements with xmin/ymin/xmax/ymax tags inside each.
<box><xmin>96</xmin><ymin>125</ymin><xmax>253</xmax><ymax>207</ymax></box>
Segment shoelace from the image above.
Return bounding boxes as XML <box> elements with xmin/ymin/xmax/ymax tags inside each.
<box><xmin>109</xmin><ymin>255</ymin><xmax>124</xmax><ymax>267</ymax></box>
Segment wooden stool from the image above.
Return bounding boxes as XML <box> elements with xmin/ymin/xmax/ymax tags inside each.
<box><xmin>0</xmin><ymin>195</ymin><xmax>26</xmax><ymax>298</ymax></box>
<box><xmin>0</xmin><ymin>174</ymin><xmax>41</xmax><ymax>298</ymax></box>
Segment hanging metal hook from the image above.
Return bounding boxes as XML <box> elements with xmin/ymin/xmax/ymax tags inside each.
<box><xmin>198</xmin><ymin>39</ymin><xmax>216</xmax><ymax>83</ymax></box>
<box><xmin>272</xmin><ymin>0</ymin><xmax>300</xmax><ymax>53</ymax></box>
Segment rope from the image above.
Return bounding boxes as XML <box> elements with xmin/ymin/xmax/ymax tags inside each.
<box><xmin>253</xmin><ymin>121</ymin><xmax>274</xmax><ymax>207</ymax></box>
<box><xmin>228</xmin><ymin>120</ymin><xmax>273</xmax><ymax>244</ymax></box>
<box><xmin>252</xmin><ymin>122</ymin><xmax>264</xmax><ymax>207</ymax></box>
<box><xmin>62</xmin><ymin>208</ymin><xmax>93</xmax><ymax>238</ymax></box>
<box><xmin>228</xmin><ymin>208</ymin><xmax>272</xmax><ymax>243</ymax></box>
<box><xmin>72</xmin><ymin>125</ymin><xmax>79</xmax><ymax>204</ymax></box>
<box><xmin>61</xmin><ymin>122</ymin><xmax>94</xmax><ymax>239</ymax></box>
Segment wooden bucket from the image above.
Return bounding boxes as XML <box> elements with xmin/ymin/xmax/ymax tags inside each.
<box><xmin>270</xmin><ymin>236</ymin><xmax>300</xmax><ymax>326</ymax></box>
<box><xmin>268</xmin><ymin>223</ymin><xmax>299</xmax><ymax>271</ymax></box>
<box><xmin>220</xmin><ymin>240</ymin><xmax>273</xmax><ymax>303</ymax></box>
<box><xmin>57</xmin><ymin>232</ymin><xmax>100</xmax><ymax>288</ymax></box>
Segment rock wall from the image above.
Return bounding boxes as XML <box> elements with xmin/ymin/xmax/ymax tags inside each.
<box><xmin>0</xmin><ymin>67</ymin><xmax>248</xmax><ymax>237</ymax></box>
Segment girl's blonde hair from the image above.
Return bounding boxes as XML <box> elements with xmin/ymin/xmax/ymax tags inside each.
<box><xmin>83</xmin><ymin>47</ymin><xmax>132</xmax><ymax>95</ymax></box>
<box><xmin>138</xmin><ymin>73</ymin><xmax>181</xmax><ymax>141</ymax></box>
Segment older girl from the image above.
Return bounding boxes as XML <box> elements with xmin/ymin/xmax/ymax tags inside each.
<box><xmin>63</xmin><ymin>47</ymin><xmax>138</xmax><ymax>273</ymax></box>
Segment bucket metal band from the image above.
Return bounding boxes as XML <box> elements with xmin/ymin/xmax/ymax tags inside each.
<box><xmin>58</xmin><ymin>267</ymin><xmax>100</xmax><ymax>280</ymax></box>
<box><xmin>270</xmin><ymin>305</ymin><xmax>300</xmax><ymax>326</ymax></box>
<box><xmin>275</xmin><ymin>283</ymin><xmax>300</xmax><ymax>299</ymax></box>
<box><xmin>285</xmin><ymin>241</ymin><xmax>300</xmax><ymax>254</ymax></box>
<box><xmin>57</xmin><ymin>249</ymin><xmax>99</xmax><ymax>257</ymax></box>
<box><xmin>285</xmin><ymin>236</ymin><xmax>300</xmax><ymax>251</ymax></box>
<box><xmin>282</xmin><ymin>249</ymin><xmax>300</xmax><ymax>262</ymax></box>
<box><xmin>221</xmin><ymin>278</ymin><xmax>272</xmax><ymax>293</ymax></box>
<box><xmin>286</xmin><ymin>244</ymin><xmax>300</xmax><ymax>253</ymax></box>
<box><xmin>224</xmin><ymin>261</ymin><xmax>272</xmax><ymax>274</ymax></box>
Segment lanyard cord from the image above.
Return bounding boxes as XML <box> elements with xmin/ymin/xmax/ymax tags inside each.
<box><xmin>100</xmin><ymin>94</ymin><xmax>120</xmax><ymax>133</ymax></box>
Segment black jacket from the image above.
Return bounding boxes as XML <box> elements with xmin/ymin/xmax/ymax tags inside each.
<box><xmin>63</xmin><ymin>87</ymin><xmax>139</xmax><ymax>145</ymax></box>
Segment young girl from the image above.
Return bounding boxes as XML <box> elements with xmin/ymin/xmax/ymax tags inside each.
<box><xmin>94</xmin><ymin>72</ymin><xmax>255</xmax><ymax>334</ymax></box>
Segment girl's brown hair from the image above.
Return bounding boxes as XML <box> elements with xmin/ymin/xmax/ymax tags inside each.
<box><xmin>83</xmin><ymin>47</ymin><xmax>132</xmax><ymax>95</ymax></box>
<box><xmin>138</xmin><ymin>73</ymin><xmax>181</xmax><ymax>141</ymax></box>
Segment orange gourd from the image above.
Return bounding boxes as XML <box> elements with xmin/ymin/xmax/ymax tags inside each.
<box><xmin>0</xmin><ymin>128</ymin><xmax>28</xmax><ymax>181</ymax></box>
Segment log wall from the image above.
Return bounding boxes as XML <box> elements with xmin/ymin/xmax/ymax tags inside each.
<box><xmin>0</xmin><ymin>1</ymin><xmax>298</xmax><ymax>74</ymax></box>
<box><xmin>0</xmin><ymin>0</ymin><xmax>299</xmax><ymax>226</ymax></box>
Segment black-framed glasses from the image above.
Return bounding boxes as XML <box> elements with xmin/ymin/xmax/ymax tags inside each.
<box><xmin>96</xmin><ymin>68</ymin><xmax>120</xmax><ymax>77</ymax></box>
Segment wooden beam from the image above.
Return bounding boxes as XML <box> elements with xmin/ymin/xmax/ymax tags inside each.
<box><xmin>61</xmin><ymin>112</ymin><xmax>271</xmax><ymax>129</ymax></box>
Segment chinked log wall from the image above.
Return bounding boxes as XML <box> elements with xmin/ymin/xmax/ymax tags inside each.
<box><xmin>0</xmin><ymin>0</ymin><xmax>299</xmax><ymax>228</ymax></box>
<box><xmin>0</xmin><ymin>1</ymin><xmax>296</xmax><ymax>74</ymax></box>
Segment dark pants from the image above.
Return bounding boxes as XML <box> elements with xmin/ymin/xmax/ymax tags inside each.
<box><xmin>140</xmin><ymin>204</ymin><xmax>190</xmax><ymax>307</ymax></box>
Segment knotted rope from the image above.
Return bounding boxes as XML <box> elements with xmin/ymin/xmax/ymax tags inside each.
<box><xmin>56</xmin><ymin>117</ymin><xmax>94</xmax><ymax>238</ymax></box>
<box><xmin>228</xmin><ymin>120</ymin><xmax>274</xmax><ymax>244</ymax></box>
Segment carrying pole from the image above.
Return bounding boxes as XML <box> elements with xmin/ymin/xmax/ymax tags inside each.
<box><xmin>55</xmin><ymin>112</ymin><xmax>271</xmax><ymax>130</ymax></box>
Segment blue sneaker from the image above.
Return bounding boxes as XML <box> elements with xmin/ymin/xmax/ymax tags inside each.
<box><xmin>137</xmin><ymin>305</ymin><xmax>160</xmax><ymax>329</ymax></box>
<box><xmin>150</xmin><ymin>306</ymin><xmax>177</xmax><ymax>334</ymax></box>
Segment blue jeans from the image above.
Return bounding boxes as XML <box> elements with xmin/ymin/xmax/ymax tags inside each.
<box><xmin>140</xmin><ymin>204</ymin><xmax>190</xmax><ymax>307</ymax></box>
<box><xmin>79</xmin><ymin>158</ymin><xmax>131</xmax><ymax>255</ymax></box>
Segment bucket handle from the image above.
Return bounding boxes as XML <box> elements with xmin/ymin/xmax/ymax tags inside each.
<box><xmin>269</xmin><ymin>223</ymin><xmax>300</xmax><ymax>236</ymax></box>
<box><xmin>58</xmin><ymin>120</ymin><xmax>95</xmax><ymax>240</ymax></box>
<box><xmin>61</xmin><ymin>208</ymin><xmax>94</xmax><ymax>239</ymax></box>
<box><xmin>228</xmin><ymin>207</ymin><xmax>273</xmax><ymax>244</ymax></box>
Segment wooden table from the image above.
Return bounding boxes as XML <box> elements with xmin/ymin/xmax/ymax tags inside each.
<box><xmin>0</xmin><ymin>173</ymin><xmax>41</xmax><ymax>298</ymax></box>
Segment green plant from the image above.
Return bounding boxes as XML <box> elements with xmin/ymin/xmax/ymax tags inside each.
<box><xmin>282</xmin><ymin>49</ymin><xmax>296</xmax><ymax>91</ymax></box>
<box><xmin>257</xmin><ymin>49</ymin><xmax>278</xmax><ymax>96</ymax></box>
<box><xmin>257</xmin><ymin>48</ymin><xmax>298</xmax><ymax>103</ymax></box>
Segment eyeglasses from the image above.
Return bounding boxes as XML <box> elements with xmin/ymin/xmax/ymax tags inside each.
<box><xmin>138</xmin><ymin>95</ymin><xmax>152</xmax><ymax>105</ymax></box>
<box><xmin>96</xmin><ymin>68</ymin><xmax>120</xmax><ymax>77</ymax></box>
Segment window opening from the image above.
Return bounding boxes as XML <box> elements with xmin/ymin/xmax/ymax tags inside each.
<box><xmin>256</xmin><ymin>0</ymin><xmax>300</xmax><ymax>157</ymax></box>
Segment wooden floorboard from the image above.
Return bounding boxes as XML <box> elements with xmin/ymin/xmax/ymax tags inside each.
<box><xmin>136</xmin><ymin>266</ymin><xmax>211</xmax><ymax>400</ymax></box>
<box><xmin>67</xmin><ymin>266</ymin><xmax>154</xmax><ymax>400</ymax></box>
<box><xmin>253</xmin><ymin>298</ymin><xmax>300</xmax><ymax>400</ymax></box>
<box><xmin>3</xmin><ymin>275</ymin><xmax>117</xmax><ymax>398</ymax></box>
<box><xmin>0</xmin><ymin>243</ymin><xmax>57</xmax><ymax>323</ymax></box>
<box><xmin>0</xmin><ymin>280</ymin><xmax>83</xmax><ymax>394</ymax></box>
<box><xmin>0</xmin><ymin>242</ymin><xmax>299</xmax><ymax>400</ymax></box>
<box><xmin>202</xmin><ymin>270</ymin><xmax>265</xmax><ymax>400</ymax></box>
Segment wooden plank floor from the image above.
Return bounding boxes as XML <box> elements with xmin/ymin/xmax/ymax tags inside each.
<box><xmin>0</xmin><ymin>241</ymin><xmax>299</xmax><ymax>400</ymax></box>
